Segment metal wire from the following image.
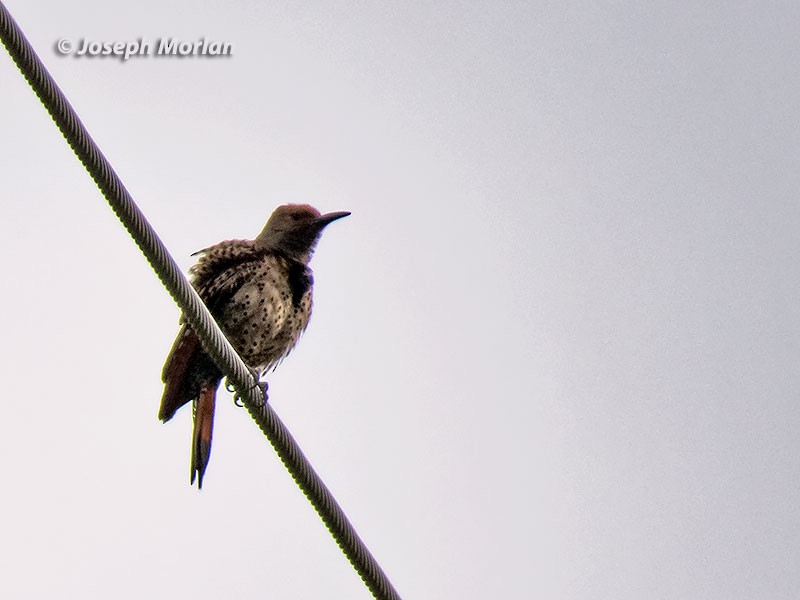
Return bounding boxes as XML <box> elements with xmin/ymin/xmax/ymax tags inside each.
<box><xmin>0</xmin><ymin>4</ymin><xmax>401</xmax><ymax>599</ymax></box>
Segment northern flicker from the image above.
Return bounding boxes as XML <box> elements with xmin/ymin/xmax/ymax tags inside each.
<box><xmin>159</xmin><ymin>204</ymin><xmax>350</xmax><ymax>488</ymax></box>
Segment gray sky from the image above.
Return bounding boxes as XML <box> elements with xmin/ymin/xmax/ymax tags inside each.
<box><xmin>1</xmin><ymin>1</ymin><xmax>799</xmax><ymax>598</ymax></box>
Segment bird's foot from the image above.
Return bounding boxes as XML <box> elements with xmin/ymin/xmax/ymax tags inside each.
<box><xmin>246</xmin><ymin>368</ymin><xmax>269</xmax><ymax>406</ymax></box>
<box><xmin>226</xmin><ymin>371</ymin><xmax>269</xmax><ymax>407</ymax></box>
<box><xmin>252</xmin><ymin>379</ymin><xmax>269</xmax><ymax>405</ymax></box>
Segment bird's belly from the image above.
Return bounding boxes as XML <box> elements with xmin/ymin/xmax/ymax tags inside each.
<box><xmin>218</xmin><ymin>279</ymin><xmax>311</xmax><ymax>372</ymax></box>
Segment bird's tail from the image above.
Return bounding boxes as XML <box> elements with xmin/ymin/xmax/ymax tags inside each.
<box><xmin>191</xmin><ymin>385</ymin><xmax>217</xmax><ymax>489</ymax></box>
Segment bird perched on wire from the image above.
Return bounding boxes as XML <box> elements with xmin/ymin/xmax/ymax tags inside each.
<box><xmin>158</xmin><ymin>204</ymin><xmax>350</xmax><ymax>488</ymax></box>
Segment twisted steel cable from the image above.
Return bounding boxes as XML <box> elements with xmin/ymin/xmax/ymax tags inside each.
<box><xmin>0</xmin><ymin>5</ymin><xmax>401</xmax><ymax>599</ymax></box>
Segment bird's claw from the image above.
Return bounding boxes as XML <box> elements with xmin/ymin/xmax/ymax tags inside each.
<box><xmin>227</xmin><ymin>372</ymin><xmax>269</xmax><ymax>407</ymax></box>
<box><xmin>225</xmin><ymin>377</ymin><xmax>244</xmax><ymax>406</ymax></box>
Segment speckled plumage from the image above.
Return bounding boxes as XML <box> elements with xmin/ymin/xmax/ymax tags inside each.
<box><xmin>159</xmin><ymin>204</ymin><xmax>349</xmax><ymax>488</ymax></box>
<box><xmin>194</xmin><ymin>245</ymin><xmax>314</xmax><ymax>373</ymax></box>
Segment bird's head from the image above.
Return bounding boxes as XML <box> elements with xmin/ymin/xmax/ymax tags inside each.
<box><xmin>256</xmin><ymin>204</ymin><xmax>350</xmax><ymax>262</ymax></box>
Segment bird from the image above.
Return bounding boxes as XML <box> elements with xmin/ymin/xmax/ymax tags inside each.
<box><xmin>158</xmin><ymin>204</ymin><xmax>350</xmax><ymax>488</ymax></box>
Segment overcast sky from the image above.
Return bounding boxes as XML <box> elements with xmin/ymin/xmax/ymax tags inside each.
<box><xmin>1</xmin><ymin>1</ymin><xmax>799</xmax><ymax>598</ymax></box>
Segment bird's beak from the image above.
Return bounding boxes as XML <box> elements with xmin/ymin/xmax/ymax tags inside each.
<box><xmin>317</xmin><ymin>211</ymin><xmax>351</xmax><ymax>227</ymax></box>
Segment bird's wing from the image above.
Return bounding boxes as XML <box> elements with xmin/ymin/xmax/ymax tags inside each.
<box><xmin>190</xmin><ymin>239</ymin><xmax>264</xmax><ymax>312</ymax></box>
<box><xmin>159</xmin><ymin>240</ymin><xmax>264</xmax><ymax>422</ymax></box>
<box><xmin>159</xmin><ymin>325</ymin><xmax>206</xmax><ymax>421</ymax></box>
